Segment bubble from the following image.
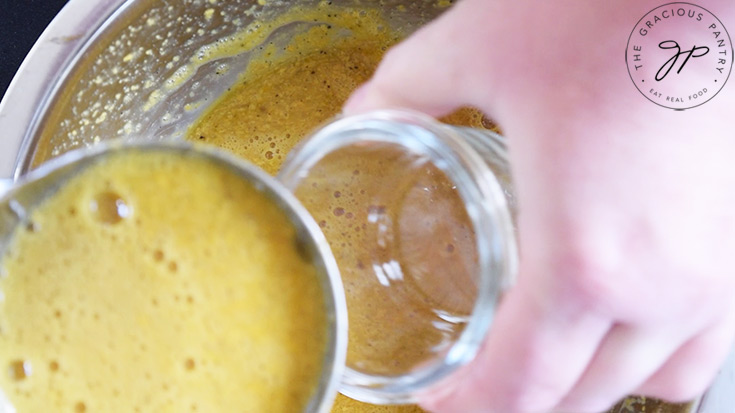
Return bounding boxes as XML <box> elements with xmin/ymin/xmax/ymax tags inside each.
<box><xmin>481</xmin><ymin>114</ymin><xmax>496</xmax><ymax>130</ymax></box>
<box><xmin>9</xmin><ymin>360</ymin><xmax>31</xmax><ymax>381</ymax></box>
<box><xmin>446</xmin><ymin>243</ymin><xmax>455</xmax><ymax>253</ymax></box>
<box><xmin>153</xmin><ymin>249</ymin><xmax>165</xmax><ymax>262</ymax></box>
<box><xmin>49</xmin><ymin>360</ymin><xmax>59</xmax><ymax>372</ymax></box>
<box><xmin>367</xmin><ymin>205</ymin><xmax>386</xmax><ymax>216</ymax></box>
<box><xmin>265</xmin><ymin>151</ymin><xmax>274</xmax><ymax>159</ymax></box>
<box><xmin>168</xmin><ymin>261</ymin><xmax>178</xmax><ymax>272</ymax></box>
<box><xmin>333</xmin><ymin>191</ymin><xmax>341</xmax><ymax>198</ymax></box>
<box><xmin>75</xmin><ymin>401</ymin><xmax>87</xmax><ymax>412</ymax></box>
<box><xmin>25</xmin><ymin>221</ymin><xmax>38</xmax><ymax>233</ymax></box>
<box><xmin>184</xmin><ymin>358</ymin><xmax>196</xmax><ymax>370</ymax></box>
<box><xmin>333</xmin><ymin>207</ymin><xmax>345</xmax><ymax>217</ymax></box>
<box><xmin>90</xmin><ymin>191</ymin><xmax>130</xmax><ymax>224</ymax></box>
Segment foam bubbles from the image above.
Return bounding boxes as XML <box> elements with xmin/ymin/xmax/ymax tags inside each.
<box><xmin>9</xmin><ymin>360</ymin><xmax>31</xmax><ymax>381</ymax></box>
<box><xmin>89</xmin><ymin>192</ymin><xmax>130</xmax><ymax>225</ymax></box>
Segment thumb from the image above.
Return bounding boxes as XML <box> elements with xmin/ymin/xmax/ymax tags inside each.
<box><xmin>343</xmin><ymin>0</ymin><xmax>506</xmax><ymax>117</ymax></box>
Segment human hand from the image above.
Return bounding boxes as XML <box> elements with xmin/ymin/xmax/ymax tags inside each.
<box><xmin>344</xmin><ymin>1</ymin><xmax>735</xmax><ymax>412</ymax></box>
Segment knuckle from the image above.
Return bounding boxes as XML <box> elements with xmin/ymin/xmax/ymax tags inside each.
<box><xmin>548</xmin><ymin>248</ymin><xmax>621</xmax><ymax>315</ymax></box>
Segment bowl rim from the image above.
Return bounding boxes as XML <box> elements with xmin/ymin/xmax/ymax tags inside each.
<box><xmin>0</xmin><ymin>0</ymin><xmax>132</xmax><ymax>181</ymax></box>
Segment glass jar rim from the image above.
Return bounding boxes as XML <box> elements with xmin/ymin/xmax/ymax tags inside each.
<box><xmin>279</xmin><ymin>109</ymin><xmax>518</xmax><ymax>404</ymax></box>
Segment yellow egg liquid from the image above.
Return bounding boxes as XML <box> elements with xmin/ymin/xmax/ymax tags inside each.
<box><xmin>331</xmin><ymin>394</ymin><xmax>425</xmax><ymax>413</ymax></box>
<box><xmin>186</xmin><ymin>4</ymin><xmax>496</xmax><ymax>177</ymax></box>
<box><xmin>0</xmin><ymin>150</ymin><xmax>328</xmax><ymax>412</ymax></box>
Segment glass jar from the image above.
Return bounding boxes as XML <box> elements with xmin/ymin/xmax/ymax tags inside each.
<box><xmin>279</xmin><ymin>109</ymin><xmax>518</xmax><ymax>404</ymax></box>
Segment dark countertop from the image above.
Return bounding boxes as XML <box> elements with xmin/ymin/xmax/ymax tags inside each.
<box><xmin>0</xmin><ymin>0</ymin><xmax>70</xmax><ymax>101</ymax></box>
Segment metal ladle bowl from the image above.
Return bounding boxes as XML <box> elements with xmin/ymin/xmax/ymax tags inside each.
<box><xmin>0</xmin><ymin>141</ymin><xmax>348</xmax><ymax>413</ymax></box>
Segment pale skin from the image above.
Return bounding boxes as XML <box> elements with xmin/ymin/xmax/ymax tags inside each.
<box><xmin>343</xmin><ymin>1</ymin><xmax>735</xmax><ymax>412</ymax></box>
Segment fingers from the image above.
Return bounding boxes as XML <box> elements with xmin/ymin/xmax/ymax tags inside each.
<box><xmin>558</xmin><ymin>305</ymin><xmax>735</xmax><ymax>412</ymax></box>
<box><xmin>636</xmin><ymin>309</ymin><xmax>735</xmax><ymax>402</ymax></box>
<box><xmin>421</xmin><ymin>283</ymin><xmax>611</xmax><ymax>413</ymax></box>
<box><xmin>556</xmin><ymin>324</ymin><xmax>686</xmax><ymax>413</ymax></box>
<box><xmin>422</xmin><ymin>297</ymin><xmax>735</xmax><ymax>413</ymax></box>
<box><xmin>343</xmin><ymin>0</ymin><xmax>505</xmax><ymax>117</ymax></box>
